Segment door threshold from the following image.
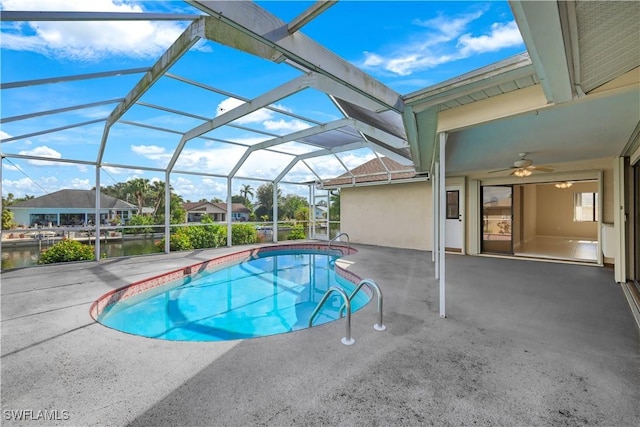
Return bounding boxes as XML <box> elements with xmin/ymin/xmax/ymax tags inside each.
<box><xmin>477</xmin><ymin>253</ymin><xmax>603</xmax><ymax>267</ymax></box>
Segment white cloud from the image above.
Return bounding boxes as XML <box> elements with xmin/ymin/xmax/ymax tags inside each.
<box><xmin>263</xmin><ymin>119</ymin><xmax>310</xmax><ymax>133</ymax></box>
<box><xmin>457</xmin><ymin>21</ymin><xmax>523</xmax><ymax>55</ymax></box>
<box><xmin>360</xmin><ymin>8</ymin><xmax>523</xmax><ymax>77</ymax></box>
<box><xmin>18</xmin><ymin>145</ymin><xmax>62</xmax><ymax>166</ymax></box>
<box><xmin>102</xmin><ymin>166</ymin><xmax>143</xmax><ymax>175</ymax></box>
<box><xmin>0</xmin><ymin>0</ymin><xmax>188</xmax><ymax>60</ymax></box>
<box><xmin>216</xmin><ymin>98</ymin><xmax>273</xmax><ymax>125</ymax></box>
<box><xmin>131</xmin><ymin>144</ymin><xmax>169</xmax><ymax>161</ymax></box>
<box><xmin>215</xmin><ymin>98</ymin><xmax>311</xmax><ymax>134</ymax></box>
<box><xmin>69</xmin><ymin>177</ymin><xmax>91</xmax><ymax>189</ymax></box>
<box><xmin>2</xmin><ymin>176</ymin><xmax>59</xmax><ymax>197</ymax></box>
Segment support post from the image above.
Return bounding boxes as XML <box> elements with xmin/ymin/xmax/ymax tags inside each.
<box><xmin>227</xmin><ymin>177</ymin><xmax>232</xmax><ymax>247</ymax></box>
<box><xmin>95</xmin><ymin>166</ymin><xmax>101</xmax><ymax>261</ymax></box>
<box><xmin>164</xmin><ymin>171</ymin><xmax>171</xmax><ymax>254</ymax></box>
<box><xmin>439</xmin><ymin>132</ymin><xmax>447</xmax><ymax>318</ymax></box>
<box><xmin>272</xmin><ymin>181</ymin><xmax>278</xmax><ymax>243</ymax></box>
<box><xmin>433</xmin><ymin>161</ymin><xmax>439</xmax><ymax>275</ymax></box>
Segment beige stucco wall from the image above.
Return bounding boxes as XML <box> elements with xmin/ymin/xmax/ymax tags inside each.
<box><xmin>523</xmin><ymin>184</ymin><xmax>538</xmax><ymax>241</ymax></box>
<box><xmin>535</xmin><ymin>181</ymin><xmax>598</xmax><ymax>238</ymax></box>
<box><xmin>340</xmin><ymin>181</ymin><xmax>432</xmax><ymax>251</ymax></box>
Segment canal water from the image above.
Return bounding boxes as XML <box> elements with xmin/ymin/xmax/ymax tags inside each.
<box><xmin>0</xmin><ymin>228</ymin><xmax>330</xmax><ymax>270</ymax></box>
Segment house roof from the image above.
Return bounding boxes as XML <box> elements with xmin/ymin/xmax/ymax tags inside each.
<box><xmin>322</xmin><ymin>157</ymin><xmax>419</xmax><ymax>188</ymax></box>
<box><xmin>183</xmin><ymin>202</ymin><xmax>250</xmax><ymax>213</ymax></box>
<box><xmin>8</xmin><ymin>189</ymin><xmax>137</xmax><ymax>210</ymax></box>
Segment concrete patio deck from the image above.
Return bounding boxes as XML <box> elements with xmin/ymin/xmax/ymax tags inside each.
<box><xmin>1</xmin><ymin>243</ymin><xmax>639</xmax><ymax>426</ymax></box>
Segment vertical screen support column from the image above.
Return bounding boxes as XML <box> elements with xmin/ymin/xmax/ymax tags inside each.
<box><xmin>95</xmin><ymin>165</ymin><xmax>101</xmax><ymax>261</ymax></box>
<box><xmin>439</xmin><ymin>132</ymin><xmax>447</xmax><ymax>318</ymax></box>
<box><xmin>273</xmin><ymin>181</ymin><xmax>279</xmax><ymax>243</ymax></box>
<box><xmin>434</xmin><ymin>160</ymin><xmax>439</xmax><ymax>279</ymax></box>
<box><xmin>227</xmin><ymin>176</ymin><xmax>233</xmax><ymax>247</ymax></box>
<box><xmin>164</xmin><ymin>170</ymin><xmax>171</xmax><ymax>254</ymax></box>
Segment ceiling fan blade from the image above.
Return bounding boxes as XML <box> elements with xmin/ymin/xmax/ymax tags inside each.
<box><xmin>530</xmin><ymin>166</ymin><xmax>554</xmax><ymax>172</ymax></box>
<box><xmin>488</xmin><ymin>167</ymin><xmax>514</xmax><ymax>174</ymax></box>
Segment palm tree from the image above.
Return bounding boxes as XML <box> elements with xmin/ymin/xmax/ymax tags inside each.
<box><xmin>126</xmin><ymin>178</ymin><xmax>151</xmax><ymax>215</ymax></box>
<box><xmin>240</xmin><ymin>184</ymin><xmax>254</xmax><ymax>204</ymax></box>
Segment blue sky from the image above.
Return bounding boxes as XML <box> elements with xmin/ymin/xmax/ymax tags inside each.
<box><xmin>0</xmin><ymin>0</ymin><xmax>525</xmax><ymax>202</ymax></box>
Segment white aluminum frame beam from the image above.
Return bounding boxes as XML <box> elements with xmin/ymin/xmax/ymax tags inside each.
<box><xmin>274</xmin><ymin>141</ymin><xmax>367</xmax><ymax>183</ymax></box>
<box><xmin>1</xmin><ymin>118</ymin><xmax>106</xmax><ymax>143</ymax></box>
<box><xmin>97</xmin><ymin>17</ymin><xmax>206</xmax><ymax>164</ymax></box>
<box><xmin>288</xmin><ymin>1</ymin><xmax>337</xmax><ymax>34</ymax></box>
<box><xmin>168</xmin><ymin>73</ymin><xmax>314</xmax><ymax>172</ymax></box>
<box><xmin>165</xmin><ymin>73</ymin><xmax>324</xmax><ymax>126</ymax></box>
<box><xmin>228</xmin><ymin>118</ymin><xmax>353</xmax><ymax>179</ymax></box>
<box><xmin>188</xmin><ymin>1</ymin><xmax>403</xmax><ymax>113</ymax></box>
<box><xmin>0</xmin><ymin>68</ymin><xmax>149</xmax><ymax>90</ymax></box>
<box><xmin>1</xmin><ymin>98</ymin><xmax>123</xmax><ymax>124</ymax></box>
<box><xmin>0</xmin><ymin>11</ymin><xmax>201</xmax><ymax>21</ymax></box>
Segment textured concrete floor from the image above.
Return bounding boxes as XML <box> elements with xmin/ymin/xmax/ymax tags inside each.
<box><xmin>1</xmin><ymin>243</ymin><xmax>639</xmax><ymax>426</ymax></box>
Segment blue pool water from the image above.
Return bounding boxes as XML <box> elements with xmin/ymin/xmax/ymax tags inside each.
<box><xmin>98</xmin><ymin>251</ymin><xmax>370</xmax><ymax>341</ymax></box>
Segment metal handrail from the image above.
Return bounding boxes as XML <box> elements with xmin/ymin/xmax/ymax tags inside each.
<box><xmin>339</xmin><ymin>279</ymin><xmax>386</xmax><ymax>332</ymax></box>
<box><xmin>308</xmin><ymin>286</ymin><xmax>355</xmax><ymax>345</ymax></box>
<box><xmin>328</xmin><ymin>232</ymin><xmax>350</xmax><ymax>253</ymax></box>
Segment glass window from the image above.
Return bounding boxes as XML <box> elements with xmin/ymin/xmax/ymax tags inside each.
<box><xmin>574</xmin><ymin>192</ymin><xmax>598</xmax><ymax>222</ymax></box>
<box><xmin>446</xmin><ymin>190</ymin><xmax>459</xmax><ymax>219</ymax></box>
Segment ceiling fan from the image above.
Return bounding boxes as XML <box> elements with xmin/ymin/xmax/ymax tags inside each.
<box><xmin>488</xmin><ymin>153</ymin><xmax>554</xmax><ymax>177</ymax></box>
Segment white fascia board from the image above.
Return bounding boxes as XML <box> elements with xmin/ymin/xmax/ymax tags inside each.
<box><xmin>97</xmin><ymin>17</ymin><xmax>205</xmax><ymax>164</ymax></box>
<box><xmin>188</xmin><ymin>1</ymin><xmax>403</xmax><ymax>113</ymax></box>
<box><xmin>509</xmin><ymin>0</ymin><xmax>573</xmax><ymax>104</ymax></box>
<box><xmin>407</xmin><ymin>60</ymin><xmax>537</xmax><ymax>114</ymax></box>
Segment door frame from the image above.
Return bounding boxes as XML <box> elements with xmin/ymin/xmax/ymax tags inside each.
<box><xmin>471</xmin><ymin>170</ymin><xmax>603</xmax><ymax>264</ymax></box>
<box><xmin>445</xmin><ymin>178</ymin><xmax>466</xmax><ymax>254</ymax></box>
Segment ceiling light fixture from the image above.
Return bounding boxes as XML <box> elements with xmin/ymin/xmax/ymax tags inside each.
<box><xmin>555</xmin><ymin>181</ymin><xmax>573</xmax><ymax>189</ymax></box>
<box><xmin>513</xmin><ymin>168</ymin><xmax>532</xmax><ymax>177</ymax></box>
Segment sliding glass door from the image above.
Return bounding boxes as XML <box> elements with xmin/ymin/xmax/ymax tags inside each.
<box><xmin>481</xmin><ymin>185</ymin><xmax>513</xmax><ymax>254</ymax></box>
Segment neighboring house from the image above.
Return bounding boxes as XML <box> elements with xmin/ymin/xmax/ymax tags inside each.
<box><xmin>183</xmin><ymin>202</ymin><xmax>251</xmax><ymax>223</ymax></box>
<box><xmin>323</xmin><ymin>157</ymin><xmax>431</xmax><ymax>251</ymax></box>
<box><xmin>8</xmin><ymin>189</ymin><xmax>138</xmax><ymax>226</ymax></box>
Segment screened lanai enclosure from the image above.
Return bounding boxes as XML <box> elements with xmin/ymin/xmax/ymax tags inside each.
<box><xmin>1</xmin><ymin>1</ymin><xmax>421</xmax><ymax>268</ymax></box>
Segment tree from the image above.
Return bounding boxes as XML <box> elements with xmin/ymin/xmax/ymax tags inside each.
<box><xmin>280</xmin><ymin>194</ymin><xmax>308</xmax><ymax>220</ymax></box>
<box><xmin>239</xmin><ymin>184</ymin><xmax>254</xmax><ymax>205</ymax></box>
<box><xmin>127</xmin><ymin>178</ymin><xmax>151</xmax><ymax>215</ymax></box>
<box><xmin>255</xmin><ymin>183</ymin><xmax>282</xmax><ymax>220</ymax></box>
<box><xmin>2</xmin><ymin>209</ymin><xmax>15</xmax><ymax>230</ymax></box>
<box><xmin>329</xmin><ymin>190</ymin><xmax>340</xmax><ymax>221</ymax></box>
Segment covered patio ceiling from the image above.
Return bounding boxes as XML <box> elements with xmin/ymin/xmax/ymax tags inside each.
<box><xmin>1</xmin><ymin>1</ymin><xmax>638</xmax><ymax>192</ymax></box>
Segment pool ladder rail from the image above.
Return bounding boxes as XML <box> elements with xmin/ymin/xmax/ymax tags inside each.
<box><xmin>328</xmin><ymin>232</ymin><xmax>350</xmax><ymax>253</ymax></box>
<box><xmin>308</xmin><ymin>279</ymin><xmax>385</xmax><ymax>346</ymax></box>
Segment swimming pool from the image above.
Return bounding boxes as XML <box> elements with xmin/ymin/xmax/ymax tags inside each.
<box><xmin>91</xmin><ymin>244</ymin><xmax>369</xmax><ymax>341</ymax></box>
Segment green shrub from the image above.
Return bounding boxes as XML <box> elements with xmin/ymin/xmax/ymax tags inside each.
<box><xmin>125</xmin><ymin>214</ymin><xmax>155</xmax><ymax>234</ymax></box>
<box><xmin>187</xmin><ymin>222</ymin><xmax>226</xmax><ymax>249</ymax></box>
<box><xmin>38</xmin><ymin>239</ymin><xmax>96</xmax><ymax>264</ymax></box>
<box><xmin>156</xmin><ymin>228</ymin><xmax>193</xmax><ymax>252</ymax></box>
<box><xmin>287</xmin><ymin>225</ymin><xmax>306</xmax><ymax>240</ymax></box>
<box><xmin>232</xmin><ymin>223</ymin><xmax>258</xmax><ymax>245</ymax></box>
